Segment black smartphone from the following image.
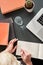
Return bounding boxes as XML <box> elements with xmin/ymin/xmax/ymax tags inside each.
<box><xmin>13</xmin><ymin>41</ymin><xmax>17</xmax><ymax>47</ymax></box>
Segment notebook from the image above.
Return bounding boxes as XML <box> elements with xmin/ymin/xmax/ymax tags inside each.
<box><xmin>0</xmin><ymin>0</ymin><xmax>25</xmax><ymax>14</ymax></box>
<box><xmin>0</xmin><ymin>23</ymin><xmax>9</xmax><ymax>45</ymax></box>
<box><xmin>0</xmin><ymin>18</ymin><xmax>15</xmax><ymax>40</ymax></box>
<box><xmin>16</xmin><ymin>40</ymin><xmax>43</xmax><ymax>60</ymax></box>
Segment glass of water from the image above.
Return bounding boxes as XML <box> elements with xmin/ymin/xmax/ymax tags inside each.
<box><xmin>14</xmin><ymin>16</ymin><xmax>25</xmax><ymax>30</ymax></box>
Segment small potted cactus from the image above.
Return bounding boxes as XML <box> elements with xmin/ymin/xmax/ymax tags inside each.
<box><xmin>24</xmin><ymin>0</ymin><xmax>35</xmax><ymax>12</ymax></box>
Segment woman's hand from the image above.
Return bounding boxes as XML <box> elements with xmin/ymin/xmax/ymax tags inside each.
<box><xmin>20</xmin><ymin>49</ymin><xmax>33</xmax><ymax>65</ymax></box>
<box><xmin>4</xmin><ymin>38</ymin><xmax>18</xmax><ymax>53</ymax></box>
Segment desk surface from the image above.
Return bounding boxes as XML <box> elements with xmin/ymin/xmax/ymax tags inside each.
<box><xmin>0</xmin><ymin>0</ymin><xmax>43</xmax><ymax>65</ymax></box>
<box><xmin>0</xmin><ymin>0</ymin><xmax>43</xmax><ymax>43</ymax></box>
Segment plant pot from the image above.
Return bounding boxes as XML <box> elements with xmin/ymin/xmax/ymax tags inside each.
<box><xmin>24</xmin><ymin>0</ymin><xmax>35</xmax><ymax>13</ymax></box>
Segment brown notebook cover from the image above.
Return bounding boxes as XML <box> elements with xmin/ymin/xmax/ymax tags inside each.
<box><xmin>0</xmin><ymin>0</ymin><xmax>25</xmax><ymax>14</ymax></box>
<box><xmin>0</xmin><ymin>23</ymin><xmax>9</xmax><ymax>45</ymax></box>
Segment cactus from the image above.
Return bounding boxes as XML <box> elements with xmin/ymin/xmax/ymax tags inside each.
<box><xmin>25</xmin><ymin>0</ymin><xmax>33</xmax><ymax>9</ymax></box>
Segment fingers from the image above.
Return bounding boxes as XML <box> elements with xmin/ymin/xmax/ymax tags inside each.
<box><xmin>20</xmin><ymin>49</ymin><xmax>25</xmax><ymax>56</ymax></box>
<box><xmin>20</xmin><ymin>49</ymin><xmax>28</xmax><ymax>55</ymax></box>
<box><xmin>22</xmin><ymin>49</ymin><xmax>31</xmax><ymax>56</ymax></box>
<box><xmin>20</xmin><ymin>49</ymin><xmax>25</xmax><ymax>59</ymax></box>
<box><xmin>20</xmin><ymin>49</ymin><xmax>31</xmax><ymax>59</ymax></box>
<box><xmin>9</xmin><ymin>38</ymin><xmax>18</xmax><ymax>45</ymax></box>
<box><xmin>12</xmin><ymin>45</ymin><xmax>17</xmax><ymax>53</ymax></box>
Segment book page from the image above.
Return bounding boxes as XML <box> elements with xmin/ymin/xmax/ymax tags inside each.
<box><xmin>0</xmin><ymin>23</ymin><xmax>9</xmax><ymax>45</ymax></box>
<box><xmin>38</xmin><ymin>44</ymin><xmax>43</xmax><ymax>60</ymax></box>
<box><xmin>16</xmin><ymin>40</ymin><xmax>39</xmax><ymax>58</ymax></box>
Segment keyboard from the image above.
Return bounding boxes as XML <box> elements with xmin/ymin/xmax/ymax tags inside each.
<box><xmin>37</xmin><ymin>14</ymin><xmax>43</xmax><ymax>25</ymax></box>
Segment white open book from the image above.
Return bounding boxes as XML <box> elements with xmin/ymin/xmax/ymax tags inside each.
<box><xmin>16</xmin><ymin>40</ymin><xmax>43</xmax><ymax>60</ymax></box>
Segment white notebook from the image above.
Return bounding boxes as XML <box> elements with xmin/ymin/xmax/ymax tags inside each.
<box><xmin>16</xmin><ymin>40</ymin><xmax>43</xmax><ymax>60</ymax></box>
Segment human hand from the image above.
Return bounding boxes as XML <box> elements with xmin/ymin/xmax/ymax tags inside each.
<box><xmin>4</xmin><ymin>38</ymin><xmax>18</xmax><ymax>53</ymax></box>
<box><xmin>20</xmin><ymin>49</ymin><xmax>33</xmax><ymax>65</ymax></box>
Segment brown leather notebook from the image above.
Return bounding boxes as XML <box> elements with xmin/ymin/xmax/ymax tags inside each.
<box><xmin>0</xmin><ymin>23</ymin><xmax>9</xmax><ymax>45</ymax></box>
<box><xmin>0</xmin><ymin>0</ymin><xmax>25</xmax><ymax>14</ymax></box>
